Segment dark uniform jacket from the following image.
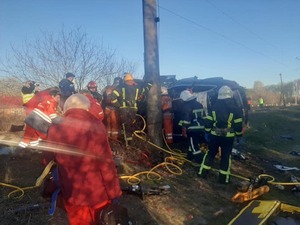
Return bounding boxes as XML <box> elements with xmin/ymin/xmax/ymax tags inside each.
<box><xmin>59</xmin><ymin>79</ymin><xmax>76</xmax><ymax>100</ymax></box>
<box><xmin>178</xmin><ymin>98</ymin><xmax>206</xmax><ymax>132</ymax></box>
<box><xmin>111</xmin><ymin>81</ymin><xmax>143</xmax><ymax>109</ymax></box>
<box><xmin>205</xmin><ymin>99</ymin><xmax>243</xmax><ymax>138</ymax></box>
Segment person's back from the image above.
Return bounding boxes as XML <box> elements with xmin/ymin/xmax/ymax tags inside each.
<box><xmin>210</xmin><ymin>99</ymin><xmax>242</xmax><ymax>129</ymax></box>
<box><xmin>47</xmin><ymin>94</ymin><xmax>122</xmax><ymax>225</ymax></box>
<box><xmin>199</xmin><ymin>85</ymin><xmax>243</xmax><ymax>184</ymax></box>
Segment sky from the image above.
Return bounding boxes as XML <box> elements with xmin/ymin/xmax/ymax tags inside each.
<box><xmin>1</xmin><ymin>0</ymin><xmax>300</xmax><ymax>89</ymax></box>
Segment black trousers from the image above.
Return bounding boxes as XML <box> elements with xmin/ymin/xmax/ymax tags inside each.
<box><xmin>199</xmin><ymin>135</ymin><xmax>234</xmax><ymax>183</ymax></box>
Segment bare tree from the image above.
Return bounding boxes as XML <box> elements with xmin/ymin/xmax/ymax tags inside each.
<box><xmin>0</xmin><ymin>27</ymin><xmax>137</xmax><ymax>91</ymax></box>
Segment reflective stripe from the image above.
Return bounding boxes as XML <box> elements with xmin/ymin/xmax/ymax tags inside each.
<box><xmin>206</xmin><ymin>115</ymin><xmax>213</xmax><ymax>121</ymax></box>
<box><xmin>134</xmin><ymin>89</ymin><xmax>139</xmax><ymax>108</ymax></box>
<box><xmin>235</xmin><ymin>131</ymin><xmax>243</xmax><ymax>136</ymax></box>
<box><xmin>49</xmin><ymin>114</ymin><xmax>57</xmax><ymax>119</ymax></box>
<box><xmin>234</xmin><ymin>118</ymin><xmax>243</xmax><ymax>123</ymax></box>
<box><xmin>227</xmin><ymin>113</ymin><xmax>233</xmax><ymax>128</ymax></box>
<box><xmin>219</xmin><ymin>155</ymin><xmax>232</xmax><ymax>183</ymax></box>
<box><xmin>193</xmin><ymin>108</ymin><xmax>204</xmax><ymax>119</ymax></box>
<box><xmin>112</xmin><ymin>90</ymin><xmax>119</xmax><ymax>97</ymax></box>
<box><xmin>210</xmin><ymin>112</ymin><xmax>236</xmax><ymax>137</ymax></box>
<box><xmin>178</xmin><ymin>120</ymin><xmax>190</xmax><ymax>126</ymax></box>
<box><xmin>165</xmin><ymin>133</ymin><xmax>172</xmax><ymax>140</ymax></box>
<box><xmin>198</xmin><ymin>152</ymin><xmax>211</xmax><ymax>175</ymax></box>
<box><xmin>122</xmin><ymin>88</ymin><xmax>126</xmax><ymax>108</ymax></box>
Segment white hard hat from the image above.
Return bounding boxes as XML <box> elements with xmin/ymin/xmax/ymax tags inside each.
<box><xmin>180</xmin><ymin>90</ymin><xmax>196</xmax><ymax>102</ymax></box>
<box><xmin>218</xmin><ymin>86</ymin><xmax>233</xmax><ymax>99</ymax></box>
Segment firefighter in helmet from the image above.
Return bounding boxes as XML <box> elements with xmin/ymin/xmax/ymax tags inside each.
<box><xmin>178</xmin><ymin>90</ymin><xmax>206</xmax><ymax>163</ymax></box>
<box><xmin>111</xmin><ymin>73</ymin><xmax>144</xmax><ymax>144</ymax></box>
<box><xmin>87</xmin><ymin>81</ymin><xmax>103</xmax><ymax>103</ymax></box>
<box><xmin>198</xmin><ymin>85</ymin><xmax>243</xmax><ymax>184</ymax></box>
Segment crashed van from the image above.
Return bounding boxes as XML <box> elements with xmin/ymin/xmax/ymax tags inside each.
<box><xmin>161</xmin><ymin>76</ymin><xmax>249</xmax><ymax>140</ymax></box>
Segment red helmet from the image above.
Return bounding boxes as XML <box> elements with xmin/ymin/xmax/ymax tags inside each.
<box><xmin>87</xmin><ymin>81</ymin><xmax>97</xmax><ymax>88</ymax></box>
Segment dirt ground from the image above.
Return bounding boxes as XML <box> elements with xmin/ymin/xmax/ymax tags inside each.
<box><xmin>1</xmin><ymin>107</ymin><xmax>300</xmax><ymax>225</ymax></box>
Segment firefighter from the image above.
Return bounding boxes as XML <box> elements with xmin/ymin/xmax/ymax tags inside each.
<box><xmin>178</xmin><ymin>90</ymin><xmax>206</xmax><ymax>163</ymax></box>
<box><xmin>198</xmin><ymin>85</ymin><xmax>243</xmax><ymax>184</ymax></box>
<box><xmin>161</xmin><ymin>87</ymin><xmax>174</xmax><ymax>144</ymax></box>
<box><xmin>102</xmin><ymin>77</ymin><xmax>122</xmax><ymax>140</ymax></box>
<box><xmin>59</xmin><ymin>72</ymin><xmax>76</xmax><ymax>108</ymax></box>
<box><xmin>87</xmin><ymin>80</ymin><xmax>103</xmax><ymax>103</ymax></box>
<box><xmin>111</xmin><ymin>73</ymin><xmax>144</xmax><ymax>144</ymax></box>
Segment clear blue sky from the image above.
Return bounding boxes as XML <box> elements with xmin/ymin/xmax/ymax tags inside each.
<box><xmin>1</xmin><ymin>0</ymin><xmax>300</xmax><ymax>89</ymax></box>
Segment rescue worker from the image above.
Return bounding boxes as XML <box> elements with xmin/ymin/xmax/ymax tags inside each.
<box><xmin>19</xmin><ymin>87</ymin><xmax>61</xmax><ymax>148</ymax></box>
<box><xmin>46</xmin><ymin>94</ymin><xmax>122</xmax><ymax>225</ymax></box>
<box><xmin>198</xmin><ymin>85</ymin><xmax>243</xmax><ymax>184</ymax></box>
<box><xmin>111</xmin><ymin>73</ymin><xmax>144</xmax><ymax>144</ymax></box>
<box><xmin>258</xmin><ymin>97</ymin><xmax>264</xmax><ymax>107</ymax></box>
<box><xmin>87</xmin><ymin>80</ymin><xmax>103</xmax><ymax>103</ymax></box>
<box><xmin>21</xmin><ymin>80</ymin><xmax>39</xmax><ymax>107</ymax></box>
<box><xmin>102</xmin><ymin>77</ymin><xmax>122</xmax><ymax>140</ymax></box>
<box><xmin>59</xmin><ymin>72</ymin><xmax>76</xmax><ymax>108</ymax></box>
<box><xmin>161</xmin><ymin>87</ymin><xmax>174</xmax><ymax>144</ymax></box>
<box><xmin>178</xmin><ymin>90</ymin><xmax>206</xmax><ymax>163</ymax></box>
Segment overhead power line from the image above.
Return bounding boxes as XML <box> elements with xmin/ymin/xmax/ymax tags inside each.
<box><xmin>158</xmin><ymin>4</ymin><xmax>287</xmax><ymax>67</ymax></box>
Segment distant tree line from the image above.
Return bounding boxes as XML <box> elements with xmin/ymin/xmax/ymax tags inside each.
<box><xmin>246</xmin><ymin>79</ymin><xmax>300</xmax><ymax>106</ymax></box>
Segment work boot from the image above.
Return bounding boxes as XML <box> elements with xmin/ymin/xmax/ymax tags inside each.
<box><xmin>198</xmin><ymin>168</ymin><xmax>209</xmax><ymax>179</ymax></box>
<box><xmin>218</xmin><ymin>173</ymin><xmax>230</xmax><ymax>184</ymax></box>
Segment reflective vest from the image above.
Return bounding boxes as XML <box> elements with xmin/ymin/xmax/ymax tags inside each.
<box><xmin>21</xmin><ymin>92</ymin><xmax>35</xmax><ymax>104</ymax></box>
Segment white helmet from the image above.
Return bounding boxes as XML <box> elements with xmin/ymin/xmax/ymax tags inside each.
<box><xmin>218</xmin><ymin>86</ymin><xmax>233</xmax><ymax>99</ymax></box>
<box><xmin>180</xmin><ymin>90</ymin><xmax>196</xmax><ymax>101</ymax></box>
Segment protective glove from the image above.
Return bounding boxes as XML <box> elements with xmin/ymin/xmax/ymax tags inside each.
<box><xmin>236</xmin><ymin>136</ymin><xmax>243</xmax><ymax>145</ymax></box>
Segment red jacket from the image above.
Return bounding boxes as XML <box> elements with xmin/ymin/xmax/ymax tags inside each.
<box><xmin>85</xmin><ymin>94</ymin><xmax>104</xmax><ymax>121</ymax></box>
<box><xmin>25</xmin><ymin>90</ymin><xmax>58</xmax><ymax>117</ymax></box>
<box><xmin>47</xmin><ymin>108</ymin><xmax>122</xmax><ymax>207</ymax></box>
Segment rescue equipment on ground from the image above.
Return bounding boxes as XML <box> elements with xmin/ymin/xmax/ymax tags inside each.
<box><xmin>228</xmin><ymin>200</ymin><xmax>300</xmax><ymax>225</ymax></box>
<box><xmin>121</xmin><ymin>182</ymin><xmax>170</xmax><ymax>200</ymax></box>
<box><xmin>231</xmin><ymin>176</ymin><xmax>270</xmax><ymax>203</ymax></box>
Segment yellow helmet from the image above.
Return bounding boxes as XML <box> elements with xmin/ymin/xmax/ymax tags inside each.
<box><xmin>124</xmin><ymin>73</ymin><xmax>133</xmax><ymax>81</ymax></box>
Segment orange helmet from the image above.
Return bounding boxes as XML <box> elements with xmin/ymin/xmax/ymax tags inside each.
<box><xmin>124</xmin><ymin>73</ymin><xmax>133</xmax><ymax>81</ymax></box>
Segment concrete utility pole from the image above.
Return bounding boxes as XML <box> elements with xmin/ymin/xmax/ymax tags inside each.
<box><xmin>279</xmin><ymin>73</ymin><xmax>286</xmax><ymax>107</ymax></box>
<box><xmin>143</xmin><ymin>0</ymin><xmax>163</xmax><ymax>146</ymax></box>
